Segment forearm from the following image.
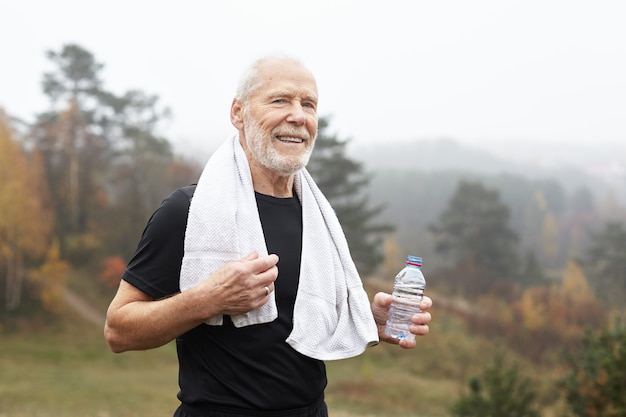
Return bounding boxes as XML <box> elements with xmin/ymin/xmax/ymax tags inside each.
<box><xmin>104</xmin><ymin>287</ymin><xmax>210</xmax><ymax>353</ymax></box>
<box><xmin>104</xmin><ymin>254</ymin><xmax>279</xmax><ymax>352</ymax></box>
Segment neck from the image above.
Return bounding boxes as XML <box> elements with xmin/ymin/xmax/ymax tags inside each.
<box><xmin>249</xmin><ymin>162</ymin><xmax>295</xmax><ymax>197</ymax></box>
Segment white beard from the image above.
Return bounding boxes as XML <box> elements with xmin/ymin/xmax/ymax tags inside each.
<box><xmin>243</xmin><ymin>112</ymin><xmax>315</xmax><ymax>176</ymax></box>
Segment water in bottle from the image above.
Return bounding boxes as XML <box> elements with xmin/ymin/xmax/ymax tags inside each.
<box><xmin>384</xmin><ymin>255</ymin><xmax>426</xmax><ymax>342</ymax></box>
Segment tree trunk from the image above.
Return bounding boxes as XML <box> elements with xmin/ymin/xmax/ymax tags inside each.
<box><xmin>5</xmin><ymin>248</ymin><xmax>23</xmax><ymax>311</ymax></box>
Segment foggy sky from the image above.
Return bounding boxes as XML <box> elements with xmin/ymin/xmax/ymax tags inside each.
<box><xmin>2</xmin><ymin>0</ymin><xmax>625</xmax><ymax>158</ymax></box>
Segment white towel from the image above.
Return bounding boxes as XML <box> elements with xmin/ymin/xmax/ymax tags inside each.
<box><xmin>180</xmin><ymin>134</ymin><xmax>379</xmax><ymax>360</ymax></box>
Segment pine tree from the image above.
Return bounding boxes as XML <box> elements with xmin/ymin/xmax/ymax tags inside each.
<box><xmin>585</xmin><ymin>221</ymin><xmax>626</xmax><ymax>307</ymax></box>
<box><xmin>34</xmin><ymin>44</ymin><xmax>108</xmax><ymax>237</ymax></box>
<box><xmin>561</xmin><ymin>325</ymin><xmax>626</xmax><ymax>417</ymax></box>
<box><xmin>451</xmin><ymin>350</ymin><xmax>540</xmax><ymax>417</ymax></box>
<box><xmin>30</xmin><ymin>44</ymin><xmax>175</xmax><ymax>262</ymax></box>
<box><xmin>307</xmin><ymin>117</ymin><xmax>392</xmax><ymax>276</ymax></box>
<box><xmin>429</xmin><ymin>180</ymin><xmax>520</xmax><ymax>296</ymax></box>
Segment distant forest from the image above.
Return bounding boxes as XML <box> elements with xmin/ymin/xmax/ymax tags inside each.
<box><xmin>349</xmin><ymin>138</ymin><xmax>626</xmax><ymax>273</ymax></box>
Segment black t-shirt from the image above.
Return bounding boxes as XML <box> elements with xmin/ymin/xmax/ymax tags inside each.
<box><xmin>122</xmin><ymin>186</ymin><xmax>327</xmax><ymax>411</ymax></box>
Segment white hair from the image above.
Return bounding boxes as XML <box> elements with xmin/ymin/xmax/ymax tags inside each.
<box><xmin>235</xmin><ymin>54</ymin><xmax>308</xmax><ymax>103</ymax></box>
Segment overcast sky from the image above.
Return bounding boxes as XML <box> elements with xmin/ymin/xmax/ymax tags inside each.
<box><xmin>2</xmin><ymin>0</ymin><xmax>625</xmax><ymax>157</ymax></box>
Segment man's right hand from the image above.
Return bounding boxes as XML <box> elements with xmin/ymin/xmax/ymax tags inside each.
<box><xmin>191</xmin><ymin>252</ymin><xmax>279</xmax><ymax>317</ymax></box>
<box><xmin>104</xmin><ymin>252</ymin><xmax>278</xmax><ymax>353</ymax></box>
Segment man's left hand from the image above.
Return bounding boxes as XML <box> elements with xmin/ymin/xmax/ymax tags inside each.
<box><xmin>371</xmin><ymin>292</ymin><xmax>432</xmax><ymax>349</ymax></box>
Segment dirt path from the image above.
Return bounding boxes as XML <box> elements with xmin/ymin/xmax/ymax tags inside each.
<box><xmin>63</xmin><ymin>287</ymin><xmax>106</xmax><ymax>327</ymax></box>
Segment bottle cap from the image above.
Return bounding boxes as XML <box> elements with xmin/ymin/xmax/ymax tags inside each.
<box><xmin>406</xmin><ymin>255</ymin><xmax>422</xmax><ymax>267</ymax></box>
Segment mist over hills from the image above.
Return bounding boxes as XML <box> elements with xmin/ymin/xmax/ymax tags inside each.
<box><xmin>352</xmin><ymin>138</ymin><xmax>510</xmax><ymax>173</ymax></box>
<box><xmin>350</xmin><ymin>137</ymin><xmax>626</xmax><ymax>202</ymax></box>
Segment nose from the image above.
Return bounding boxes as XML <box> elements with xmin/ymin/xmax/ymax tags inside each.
<box><xmin>286</xmin><ymin>102</ymin><xmax>306</xmax><ymax>125</ymax></box>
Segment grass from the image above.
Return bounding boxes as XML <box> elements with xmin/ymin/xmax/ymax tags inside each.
<box><xmin>0</xmin><ymin>307</ymin><xmax>469</xmax><ymax>417</ymax></box>
<box><xmin>0</xmin><ymin>278</ymin><xmax>568</xmax><ymax>417</ymax></box>
<box><xmin>0</xmin><ymin>310</ymin><xmax>180</xmax><ymax>417</ymax></box>
<box><xmin>325</xmin><ymin>309</ymin><xmax>506</xmax><ymax>417</ymax></box>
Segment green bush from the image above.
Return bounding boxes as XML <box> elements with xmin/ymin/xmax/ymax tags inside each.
<box><xmin>450</xmin><ymin>350</ymin><xmax>540</xmax><ymax>417</ymax></box>
<box><xmin>561</xmin><ymin>324</ymin><xmax>626</xmax><ymax>417</ymax></box>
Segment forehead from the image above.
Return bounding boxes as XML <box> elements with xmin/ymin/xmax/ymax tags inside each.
<box><xmin>253</xmin><ymin>59</ymin><xmax>318</xmax><ymax>100</ymax></box>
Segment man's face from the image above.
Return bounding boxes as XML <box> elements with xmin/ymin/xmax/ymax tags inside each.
<box><xmin>240</xmin><ymin>60</ymin><xmax>318</xmax><ymax>176</ymax></box>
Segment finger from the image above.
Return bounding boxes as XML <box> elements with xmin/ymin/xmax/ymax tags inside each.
<box><xmin>373</xmin><ymin>292</ymin><xmax>393</xmax><ymax>308</ymax></box>
<box><xmin>251</xmin><ymin>254</ymin><xmax>279</xmax><ymax>274</ymax></box>
<box><xmin>412</xmin><ymin>311</ymin><xmax>432</xmax><ymax>325</ymax></box>
<box><xmin>251</xmin><ymin>257</ymin><xmax>279</xmax><ymax>292</ymax></box>
<box><xmin>420</xmin><ymin>296</ymin><xmax>433</xmax><ymax>310</ymax></box>
<box><xmin>259</xmin><ymin>282</ymin><xmax>277</xmax><ymax>301</ymax></box>
<box><xmin>399</xmin><ymin>339</ymin><xmax>417</xmax><ymax>349</ymax></box>
<box><xmin>411</xmin><ymin>323</ymin><xmax>430</xmax><ymax>336</ymax></box>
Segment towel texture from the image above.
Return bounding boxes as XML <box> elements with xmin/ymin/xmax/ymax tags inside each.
<box><xmin>180</xmin><ymin>134</ymin><xmax>379</xmax><ymax>360</ymax></box>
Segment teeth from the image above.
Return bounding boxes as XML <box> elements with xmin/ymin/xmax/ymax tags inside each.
<box><xmin>277</xmin><ymin>136</ymin><xmax>303</xmax><ymax>143</ymax></box>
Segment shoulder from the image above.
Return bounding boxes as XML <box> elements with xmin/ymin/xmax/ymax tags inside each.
<box><xmin>145</xmin><ymin>184</ymin><xmax>197</xmax><ymax>232</ymax></box>
<box><xmin>157</xmin><ymin>185</ymin><xmax>196</xmax><ymax>214</ymax></box>
<box><xmin>168</xmin><ymin>184</ymin><xmax>197</xmax><ymax>204</ymax></box>
<box><xmin>122</xmin><ymin>185</ymin><xmax>197</xmax><ymax>298</ymax></box>
<box><xmin>175</xmin><ymin>184</ymin><xmax>196</xmax><ymax>201</ymax></box>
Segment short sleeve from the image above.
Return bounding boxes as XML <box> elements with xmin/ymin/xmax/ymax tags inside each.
<box><xmin>122</xmin><ymin>185</ymin><xmax>195</xmax><ymax>299</ymax></box>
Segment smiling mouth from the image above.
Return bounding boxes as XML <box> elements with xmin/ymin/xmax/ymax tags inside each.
<box><xmin>276</xmin><ymin>135</ymin><xmax>305</xmax><ymax>144</ymax></box>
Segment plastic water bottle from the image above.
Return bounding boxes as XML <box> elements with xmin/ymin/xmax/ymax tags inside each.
<box><xmin>384</xmin><ymin>255</ymin><xmax>426</xmax><ymax>342</ymax></box>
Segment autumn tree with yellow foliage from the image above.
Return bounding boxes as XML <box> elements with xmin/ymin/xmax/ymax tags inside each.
<box><xmin>0</xmin><ymin>111</ymin><xmax>53</xmax><ymax>311</ymax></box>
<box><xmin>511</xmin><ymin>260</ymin><xmax>606</xmax><ymax>358</ymax></box>
<box><xmin>28</xmin><ymin>240</ymin><xmax>69</xmax><ymax>314</ymax></box>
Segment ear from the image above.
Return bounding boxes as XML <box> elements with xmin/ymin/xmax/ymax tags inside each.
<box><xmin>230</xmin><ymin>98</ymin><xmax>244</xmax><ymax>129</ymax></box>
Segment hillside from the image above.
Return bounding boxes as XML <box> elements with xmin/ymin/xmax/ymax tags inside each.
<box><xmin>0</xmin><ymin>275</ymin><xmax>565</xmax><ymax>417</ymax></box>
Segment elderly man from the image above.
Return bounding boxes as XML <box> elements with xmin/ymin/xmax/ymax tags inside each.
<box><xmin>104</xmin><ymin>55</ymin><xmax>432</xmax><ymax>417</ymax></box>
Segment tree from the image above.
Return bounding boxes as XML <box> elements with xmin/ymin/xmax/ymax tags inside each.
<box><xmin>31</xmin><ymin>44</ymin><xmax>109</xmax><ymax>248</ymax></box>
<box><xmin>42</xmin><ymin>44</ymin><xmax>103</xmax><ymax>103</ymax></box>
<box><xmin>28</xmin><ymin>240</ymin><xmax>69</xmax><ymax>314</ymax></box>
<box><xmin>540</xmin><ymin>211</ymin><xmax>560</xmax><ymax>266</ymax></box>
<box><xmin>0</xmin><ymin>111</ymin><xmax>53</xmax><ymax>310</ymax></box>
<box><xmin>450</xmin><ymin>350</ymin><xmax>540</xmax><ymax>417</ymax></box>
<box><xmin>307</xmin><ymin>117</ymin><xmax>392</xmax><ymax>276</ymax></box>
<box><xmin>535</xmin><ymin>179</ymin><xmax>566</xmax><ymax>215</ymax></box>
<box><xmin>511</xmin><ymin>261</ymin><xmax>606</xmax><ymax>358</ymax></box>
<box><xmin>30</xmin><ymin>44</ymin><xmax>176</xmax><ymax>262</ymax></box>
<box><xmin>98</xmin><ymin>89</ymin><xmax>176</xmax><ymax>257</ymax></box>
<box><xmin>429</xmin><ymin>181</ymin><xmax>520</xmax><ymax>296</ymax></box>
<box><xmin>585</xmin><ymin>221</ymin><xmax>626</xmax><ymax>306</ymax></box>
<box><xmin>519</xmin><ymin>250</ymin><xmax>548</xmax><ymax>287</ymax></box>
<box><xmin>99</xmin><ymin>256</ymin><xmax>126</xmax><ymax>289</ymax></box>
<box><xmin>561</xmin><ymin>325</ymin><xmax>626</xmax><ymax>417</ymax></box>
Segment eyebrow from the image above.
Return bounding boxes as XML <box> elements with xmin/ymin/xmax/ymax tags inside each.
<box><xmin>267</xmin><ymin>90</ymin><xmax>318</xmax><ymax>103</ymax></box>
